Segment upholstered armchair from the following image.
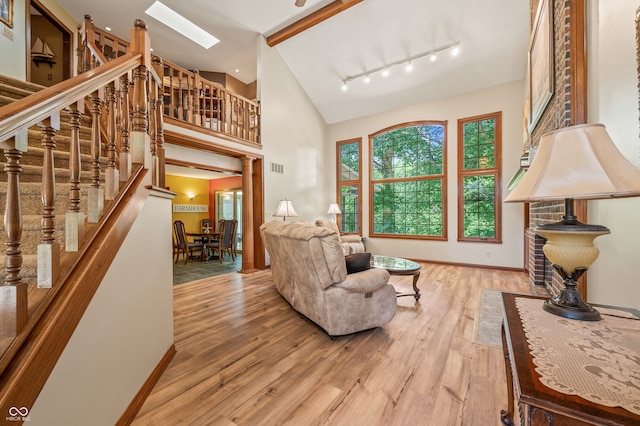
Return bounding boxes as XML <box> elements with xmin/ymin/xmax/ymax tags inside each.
<box><xmin>260</xmin><ymin>220</ymin><xmax>396</xmax><ymax>337</ymax></box>
<box><xmin>315</xmin><ymin>219</ymin><xmax>365</xmax><ymax>255</ymax></box>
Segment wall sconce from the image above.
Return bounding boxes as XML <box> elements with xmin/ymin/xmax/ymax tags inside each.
<box><xmin>186</xmin><ymin>192</ymin><xmax>196</xmax><ymax>201</ymax></box>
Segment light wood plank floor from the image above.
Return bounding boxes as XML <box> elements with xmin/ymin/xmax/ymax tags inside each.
<box><xmin>132</xmin><ymin>262</ymin><xmax>530</xmax><ymax>425</ymax></box>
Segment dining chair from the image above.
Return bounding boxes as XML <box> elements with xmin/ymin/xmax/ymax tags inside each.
<box><xmin>209</xmin><ymin>219</ymin><xmax>237</xmax><ymax>263</ymax></box>
<box><xmin>173</xmin><ymin>220</ymin><xmax>204</xmax><ymax>264</ymax></box>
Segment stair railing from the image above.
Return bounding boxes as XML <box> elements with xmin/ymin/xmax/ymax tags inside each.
<box><xmin>79</xmin><ymin>16</ymin><xmax>261</xmax><ymax>145</ymax></box>
<box><xmin>0</xmin><ymin>19</ymin><xmax>164</xmax><ymax>344</ymax></box>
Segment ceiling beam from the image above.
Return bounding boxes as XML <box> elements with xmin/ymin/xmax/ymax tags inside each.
<box><xmin>266</xmin><ymin>0</ymin><xmax>364</xmax><ymax>47</ymax></box>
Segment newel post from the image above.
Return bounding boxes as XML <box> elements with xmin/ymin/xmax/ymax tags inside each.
<box><xmin>129</xmin><ymin>20</ymin><xmax>151</xmax><ymax>169</ymax></box>
<box><xmin>152</xmin><ymin>57</ymin><xmax>166</xmax><ymax>189</ymax></box>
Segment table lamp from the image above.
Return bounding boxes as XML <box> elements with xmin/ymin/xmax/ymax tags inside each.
<box><xmin>273</xmin><ymin>198</ymin><xmax>298</xmax><ymax>221</ymax></box>
<box><xmin>327</xmin><ymin>203</ymin><xmax>342</xmax><ymax>222</ymax></box>
<box><xmin>504</xmin><ymin>123</ymin><xmax>640</xmax><ymax>320</ymax></box>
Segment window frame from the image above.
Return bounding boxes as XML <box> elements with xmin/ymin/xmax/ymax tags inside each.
<box><xmin>336</xmin><ymin>138</ymin><xmax>362</xmax><ymax>235</ymax></box>
<box><xmin>368</xmin><ymin>120</ymin><xmax>448</xmax><ymax>240</ymax></box>
<box><xmin>456</xmin><ymin>111</ymin><xmax>502</xmax><ymax>243</ymax></box>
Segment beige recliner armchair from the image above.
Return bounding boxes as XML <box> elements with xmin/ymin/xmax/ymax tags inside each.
<box><xmin>315</xmin><ymin>219</ymin><xmax>365</xmax><ymax>255</ymax></box>
<box><xmin>261</xmin><ymin>220</ymin><xmax>396</xmax><ymax>337</ymax></box>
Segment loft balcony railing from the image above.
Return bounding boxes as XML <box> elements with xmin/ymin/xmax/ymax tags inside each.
<box><xmin>79</xmin><ymin>15</ymin><xmax>261</xmax><ymax>146</ymax></box>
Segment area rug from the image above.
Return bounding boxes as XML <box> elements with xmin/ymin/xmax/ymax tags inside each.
<box><xmin>473</xmin><ymin>288</ymin><xmax>503</xmax><ymax>347</ymax></box>
<box><xmin>173</xmin><ymin>255</ymin><xmax>243</xmax><ymax>285</ymax></box>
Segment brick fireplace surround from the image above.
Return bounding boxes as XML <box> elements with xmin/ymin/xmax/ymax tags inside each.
<box><xmin>524</xmin><ymin>0</ymin><xmax>587</xmax><ymax>297</ymax></box>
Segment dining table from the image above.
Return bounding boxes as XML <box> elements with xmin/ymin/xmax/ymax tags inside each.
<box><xmin>187</xmin><ymin>231</ymin><xmax>222</xmax><ymax>262</ymax></box>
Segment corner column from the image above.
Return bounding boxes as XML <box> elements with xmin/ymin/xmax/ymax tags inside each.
<box><xmin>241</xmin><ymin>156</ymin><xmax>256</xmax><ymax>273</ymax></box>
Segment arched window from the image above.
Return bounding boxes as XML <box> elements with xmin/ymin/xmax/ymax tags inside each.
<box><xmin>369</xmin><ymin>121</ymin><xmax>447</xmax><ymax>239</ymax></box>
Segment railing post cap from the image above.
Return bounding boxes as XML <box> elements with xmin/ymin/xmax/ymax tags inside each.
<box><xmin>134</xmin><ymin>19</ymin><xmax>148</xmax><ymax>30</ymax></box>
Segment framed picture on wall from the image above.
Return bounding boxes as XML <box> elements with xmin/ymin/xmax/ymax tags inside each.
<box><xmin>0</xmin><ymin>0</ymin><xmax>13</xmax><ymax>28</ymax></box>
<box><xmin>529</xmin><ymin>0</ymin><xmax>554</xmax><ymax>132</ymax></box>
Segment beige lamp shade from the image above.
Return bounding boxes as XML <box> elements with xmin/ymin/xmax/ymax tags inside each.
<box><xmin>327</xmin><ymin>203</ymin><xmax>342</xmax><ymax>215</ymax></box>
<box><xmin>273</xmin><ymin>199</ymin><xmax>298</xmax><ymax>219</ymax></box>
<box><xmin>504</xmin><ymin>124</ymin><xmax>640</xmax><ymax>202</ymax></box>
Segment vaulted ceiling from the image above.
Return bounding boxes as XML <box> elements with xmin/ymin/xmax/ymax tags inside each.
<box><xmin>56</xmin><ymin>0</ymin><xmax>529</xmax><ymax>124</ymax></box>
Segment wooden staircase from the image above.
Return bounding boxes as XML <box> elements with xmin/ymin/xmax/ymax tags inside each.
<box><xmin>0</xmin><ymin>20</ymin><xmax>175</xmax><ymax>422</ymax></box>
<box><xmin>0</xmin><ymin>74</ymin><xmax>106</xmax><ymax>284</ymax></box>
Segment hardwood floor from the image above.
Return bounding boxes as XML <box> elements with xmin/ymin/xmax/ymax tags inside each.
<box><xmin>132</xmin><ymin>262</ymin><xmax>530</xmax><ymax>425</ymax></box>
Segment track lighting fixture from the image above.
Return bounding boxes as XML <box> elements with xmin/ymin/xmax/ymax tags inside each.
<box><xmin>339</xmin><ymin>41</ymin><xmax>460</xmax><ymax>90</ymax></box>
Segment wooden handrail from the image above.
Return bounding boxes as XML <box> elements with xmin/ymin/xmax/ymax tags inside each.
<box><xmin>0</xmin><ymin>52</ymin><xmax>141</xmax><ymax>143</ymax></box>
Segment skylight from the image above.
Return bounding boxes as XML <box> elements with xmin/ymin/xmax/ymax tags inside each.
<box><xmin>145</xmin><ymin>1</ymin><xmax>219</xmax><ymax>49</ymax></box>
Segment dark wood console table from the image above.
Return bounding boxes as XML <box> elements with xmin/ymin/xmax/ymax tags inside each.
<box><xmin>501</xmin><ymin>292</ymin><xmax>640</xmax><ymax>426</ymax></box>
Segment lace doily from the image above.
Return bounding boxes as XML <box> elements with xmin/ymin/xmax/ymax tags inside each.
<box><xmin>515</xmin><ymin>297</ymin><xmax>640</xmax><ymax>415</ymax></box>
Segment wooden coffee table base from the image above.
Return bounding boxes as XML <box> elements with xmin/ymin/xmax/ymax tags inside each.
<box><xmin>392</xmin><ymin>270</ymin><xmax>421</xmax><ymax>300</ymax></box>
<box><xmin>371</xmin><ymin>255</ymin><xmax>422</xmax><ymax>301</ymax></box>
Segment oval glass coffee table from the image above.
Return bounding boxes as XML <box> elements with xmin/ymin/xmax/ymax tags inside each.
<box><xmin>371</xmin><ymin>255</ymin><xmax>421</xmax><ymax>300</ymax></box>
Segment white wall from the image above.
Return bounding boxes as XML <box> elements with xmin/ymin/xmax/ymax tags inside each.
<box><xmin>587</xmin><ymin>0</ymin><xmax>640</xmax><ymax>308</ymax></box>
<box><xmin>0</xmin><ymin>0</ymin><xmax>26</xmax><ymax>79</ymax></box>
<box><xmin>29</xmin><ymin>191</ymin><xmax>174</xmax><ymax>425</ymax></box>
<box><xmin>257</xmin><ymin>36</ymin><xmax>330</xmax><ymax>222</ymax></box>
<box><xmin>328</xmin><ymin>80</ymin><xmax>526</xmax><ymax>268</ymax></box>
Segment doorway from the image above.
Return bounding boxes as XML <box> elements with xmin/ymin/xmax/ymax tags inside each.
<box><xmin>215</xmin><ymin>189</ymin><xmax>242</xmax><ymax>253</ymax></box>
<box><xmin>28</xmin><ymin>0</ymin><xmax>72</xmax><ymax>86</ymax></box>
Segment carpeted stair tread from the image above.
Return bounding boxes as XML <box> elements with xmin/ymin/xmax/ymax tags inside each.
<box><xmin>0</xmin><ymin>74</ymin><xmax>114</xmax><ymax>285</ymax></box>
<box><xmin>0</xmin><ymin>182</ymin><xmax>92</xmax><ymax>212</ymax></box>
<box><xmin>0</xmin><ymin>142</ymin><xmax>107</xmax><ymax>169</ymax></box>
<box><xmin>0</xmin><ymin>82</ymin><xmax>45</xmax><ymax>100</ymax></box>
<box><xmin>0</xmin><ymin>163</ymin><xmax>108</xmax><ymax>183</ymax></box>
<box><xmin>0</xmin><ymin>74</ymin><xmax>46</xmax><ymax>93</ymax></box>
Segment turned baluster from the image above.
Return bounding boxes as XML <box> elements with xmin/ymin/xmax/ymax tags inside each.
<box><xmin>256</xmin><ymin>102</ymin><xmax>261</xmax><ymax>144</ymax></box>
<box><xmin>156</xmin><ymin>88</ymin><xmax>166</xmax><ymax>189</ymax></box>
<box><xmin>119</xmin><ymin>73</ymin><xmax>132</xmax><ymax>181</ymax></box>
<box><xmin>131</xmin><ymin>65</ymin><xmax>149</xmax><ymax>165</ymax></box>
<box><xmin>37</xmin><ymin>115</ymin><xmax>60</xmax><ymax>289</ymax></box>
<box><xmin>88</xmin><ymin>91</ymin><xmax>104</xmax><ymax>223</ymax></box>
<box><xmin>185</xmin><ymin>73</ymin><xmax>193</xmax><ymax>124</ymax></box>
<box><xmin>193</xmin><ymin>70</ymin><xmax>202</xmax><ymax>126</ymax></box>
<box><xmin>65</xmin><ymin>103</ymin><xmax>85</xmax><ymax>252</ymax></box>
<box><xmin>214</xmin><ymin>86</ymin><xmax>221</xmax><ymax>131</ymax></box>
<box><xmin>177</xmin><ymin>72</ymin><xmax>185</xmax><ymax>120</ymax></box>
<box><xmin>1</xmin><ymin>144</ymin><xmax>27</xmax><ymax>338</ymax></box>
<box><xmin>166</xmin><ymin>67</ymin><xmax>176</xmax><ymax>119</ymax></box>
<box><xmin>105</xmin><ymin>81</ymin><xmax>119</xmax><ymax>200</ymax></box>
<box><xmin>149</xmin><ymin>78</ymin><xmax>158</xmax><ymax>186</ymax></box>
